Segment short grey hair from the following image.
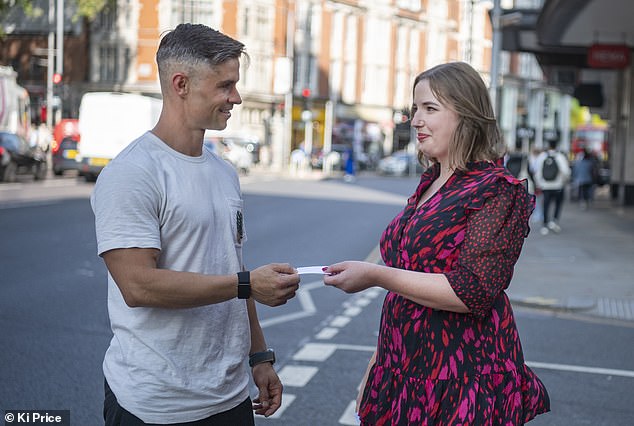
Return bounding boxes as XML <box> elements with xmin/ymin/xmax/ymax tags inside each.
<box><xmin>156</xmin><ymin>23</ymin><xmax>248</xmax><ymax>84</ymax></box>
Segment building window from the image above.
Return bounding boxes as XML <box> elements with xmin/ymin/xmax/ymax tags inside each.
<box><xmin>97</xmin><ymin>5</ymin><xmax>117</xmax><ymax>31</ymax></box>
<box><xmin>243</xmin><ymin>53</ymin><xmax>272</xmax><ymax>94</ymax></box>
<box><xmin>426</xmin><ymin>1</ymin><xmax>448</xmax><ymax>68</ymax></box>
<box><xmin>99</xmin><ymin>46</ymin><xmax>118</xmax><ymax>82</ymax></box>
<box><xmin>171</xmin><ymin>0</ymin><xmax>216</xmax><ymax>26</ymax></box>
<box><xmin>341</xmin><ymin>14</ymin><xmax>358</xmax><ymax>104</ymax></box>
<box><xmin>241</xmin><ymin>4</ymin><xmax>272</xmax><ymax>40</ymax></box>
<box><xmin>397</xmin><ymin>0</ymin><xmax>422</xmax><ymax>12</ymax></box>
<box><xmin>362</xmin><ymin>16</ymin><xmax>390</xmax><ymax>105</ymax></box>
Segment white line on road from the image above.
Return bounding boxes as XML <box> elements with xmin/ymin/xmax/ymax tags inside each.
<box><xmin>339</xmin><ymin>400</ymin><xmax>361</xmax><ymax>425</ymax></box>
<box><xmin>343</xmin><ymin>306</ymin><xmax>363</xmax><ymax>317</ymax></box>
<box><xmin>330</xmin><ymin>343</ymin><xmax>376</xmax><ymax>352</ymax></box>
<box><xmin>259</xmin><ymin>281</ymin><xmax>321</xmax><ymax>328</ymax></box>
<box><xmin>315</xmin><ymin>327</ymin><xmax>340</xmax><ymax>340</ymax></box>
<box><xmin>330</xmin><ymin>315</ymin><xmax>352</xmax><ymax>328</ymax></box>
<box><xmin>262</xmin><ymin>393</ymin><xmax>296</xmax><ymax>419</ymax></box>
<box><xmin>292</xmin><ymin>343</ymin><xmax>338</xmax><ymax>361</ymax></box>
<box><xmin>277</xmin><ymin>365</ymin><xmax>320</xmax><ymax>387</ymax></box>
<box><xmin>527</xmin><ymin>361</ymin><xmax>634</xmax><ymax>378</ymax></box>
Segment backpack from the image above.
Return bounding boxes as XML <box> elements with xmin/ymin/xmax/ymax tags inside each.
<box><xmin>542</xmin><ymin>154</ymin><xmax>559</xmax><ymax>181</ymax></box>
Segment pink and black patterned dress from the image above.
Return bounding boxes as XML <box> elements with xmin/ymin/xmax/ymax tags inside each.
<box><xmin>359</xmin><ymin>161</ymin><xmax>550</xmax><ymax>425</ymax></box>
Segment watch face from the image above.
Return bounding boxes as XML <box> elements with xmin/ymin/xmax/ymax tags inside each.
<box><xmin>238</xmin><ymin>283</ymin><xmax>250</xmax><ymax>299</ymax></box>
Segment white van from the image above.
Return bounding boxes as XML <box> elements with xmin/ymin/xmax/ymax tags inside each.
<box><xmin>76</xmin><ymin>92</ymin><xmax>162</xmax><ymax>181</ymax></box>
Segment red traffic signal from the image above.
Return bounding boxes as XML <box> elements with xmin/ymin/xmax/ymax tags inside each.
<box><xmin>53</xmin><ymin>73</ymin><xmax>62</xmax><ymax>84</ymax></box>
<box><xmin>301</xmin><ymin>88</ymin><xmax>311</xmax><ymax>98</ymax></box>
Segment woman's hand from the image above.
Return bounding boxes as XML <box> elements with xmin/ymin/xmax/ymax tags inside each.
<box><xmin>356</xmin><ymin>350</ymin><xmax>376</xmax><ymax>413</ymax></box>
<box><xmin>322</xmin><ymin>261</ymin><xmax>378</xmax><ymax>293</ymax></box>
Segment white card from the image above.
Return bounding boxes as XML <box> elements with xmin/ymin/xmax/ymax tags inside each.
<box><xmin>296</xmin><ymin>266</ymin><xmax>327</xmax><ymax>275</ymax></box>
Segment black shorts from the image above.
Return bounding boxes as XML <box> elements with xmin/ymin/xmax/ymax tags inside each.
<box><xmin>104</xmin><ymin>380</ymin><xmax>255</xmax><ymax>426</ymax></box>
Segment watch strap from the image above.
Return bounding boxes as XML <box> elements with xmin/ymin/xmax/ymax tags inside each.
<box><xmin>249</xmin><ymin>349</ymin><xmax>276</xmax><ymax>367</ymax></box>
<box><xmin>237</xmin><ymin>271</ymin><xmax>250</xmax><ymax>299</ymax></box>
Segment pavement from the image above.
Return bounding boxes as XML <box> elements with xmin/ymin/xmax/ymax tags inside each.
<box><xmin>508</xmin><ymin>186</ymin><xmax>634</xmax><ymax>322</ymax></box>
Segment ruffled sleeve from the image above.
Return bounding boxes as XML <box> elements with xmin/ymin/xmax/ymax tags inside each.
<box><xmin>445</xmin><ymin>176</ymin><xmax>534</xmax><ymax>319</ymax></box>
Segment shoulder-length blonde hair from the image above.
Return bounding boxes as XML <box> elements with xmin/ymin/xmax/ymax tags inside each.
<box><xmin>413</xmin><ymin>62</ymin><xmax>504</xmax><ymax>171</ymax></box>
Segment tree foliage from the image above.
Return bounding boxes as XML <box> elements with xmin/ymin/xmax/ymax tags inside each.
<box><xmin>74</xmin><ymin>0</ymin><xmax>110</xmax><ymax>21</ymax></box>
<box><xmin>1</xmin><ymin>0</ymin><xmax>111</xmax><ymax>23</ymax></box>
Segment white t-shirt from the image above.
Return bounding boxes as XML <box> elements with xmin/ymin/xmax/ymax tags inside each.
<box><xmin>91</xmin><ymin>132</ymin><xmax>250</xmax><ymax>423</ymax></box>
<box><xmin>533</xmin><ymin>149</ymin><xmax>571</xmax><ymax>190</ymax></box>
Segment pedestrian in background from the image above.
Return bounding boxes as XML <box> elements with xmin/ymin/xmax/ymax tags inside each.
<box><xmin>573</xmin><ymin>148</ymin><xmax>598</xmax><ymax>210</ymax></box>
<box><xmin>323</xmin><ymin>62</ymin><xmax>549</xmax><ymax>425</ymax></box>
<box><xmin>533</xmin><ymin>139</ymin><xmax>571</xmax><ymax>235</ymax></box>
<box><xmin>92</xmin><ymin>24</ymin><xmax>300</xmax><ymax>425</ymax></box>
<box><xmin>528</xmin><ymin>146</ymin><xmax>544</xmax><ymax>223</ymax></box>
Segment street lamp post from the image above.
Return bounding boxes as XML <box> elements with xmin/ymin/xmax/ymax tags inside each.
<box><xmin>467</xmin><ymin>0</ymin><xmax>475</xmax><ymax>63</ymax></box>
<box><xmin>46</xmin><ymin>0</ymin><xmax>54</xmax><ymax>129</ymax></box>
<box><xmin>283</xmin><ymin>5</ymin><xmax>295</xmax><ymax>170</ymax></box>
<box><xmin>489</xmin><ymin>0</ymin><xmax>502</xmax><ymax>114</ymax></box>
<box><xmin>56</xmin><ymin>0</ymin><xmax>64</xmax><ymax>120</ymax></box>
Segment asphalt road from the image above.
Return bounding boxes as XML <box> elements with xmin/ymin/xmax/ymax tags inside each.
<box><xmin>1</xmin><ymin>172</ymin><xmax>633</xmax><ymax>425</ymax></box>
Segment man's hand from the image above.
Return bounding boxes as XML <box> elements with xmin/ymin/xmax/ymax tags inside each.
<box><xmin>251</xmin><ymin>263</ymin><xmax>300</xmax><ymax>306</ymax></box>
<box><xmin>251</xmin><ymin>363</ymin><xmax>283</xmax><ymax>417</ymax></box>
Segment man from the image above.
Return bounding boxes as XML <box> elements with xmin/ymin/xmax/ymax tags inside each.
<box><xmin>533</xmin><ymin>139</ymin><xmax>571</xmax><ymax>235</ymax></box>
<box><xmin>91</xmin><ymin>24</ymin><xmax>300</xmax><ymax>425</ymax></box>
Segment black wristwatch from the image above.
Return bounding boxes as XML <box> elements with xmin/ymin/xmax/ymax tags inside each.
<box><xmin>237</xmin><ymin>271</ymin><xmax>251</xmax><ymax>299</ymax></box>
<box><xmin>249</xmin><ymin>349</ymin><xmax>276</xmax><ymax>367</ymax></box>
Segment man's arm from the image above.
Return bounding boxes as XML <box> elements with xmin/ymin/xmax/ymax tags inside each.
<box><xmin>247</xmin><ymin>298</ymin><xmax>267</xmax><ymax>353</ymax></box>
<box><xmin>247</xmin><ymin>298</ymin><xmax>283</xmax><ymax>417</ymax></box>
<box><xmin>103</xmin><ymin>247</ymin><xmax>299</xmax><ymax>308</ymax></box>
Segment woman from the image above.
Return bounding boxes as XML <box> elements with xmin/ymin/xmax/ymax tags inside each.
<box><xmin>323</xmin><ymin>62</ymin><xmax>550</xmax><ymax>425</ymax></box>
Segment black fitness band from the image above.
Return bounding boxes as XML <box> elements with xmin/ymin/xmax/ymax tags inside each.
<box><xmin>237</xmin><ymin>271</ymin><xmax>251</xmax><ymax>299</ymax></box>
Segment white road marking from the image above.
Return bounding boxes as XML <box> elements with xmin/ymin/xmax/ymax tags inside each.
<box><xmin>331</xmin><ymin>343</ymin><xmax>376</xmax><ymax>352</ymax></box>
<box><xmin>330</xmin><ymin>315</ymin><xmax>352</xmax><ymax>327</ymax></box>
<box><xmin>343</xmin><ymin>306</ymin><xmax>363</xmax><ymax>317</ymax></box>
<box><xmin>292</xmin><ymin>343</ymin><xmax>337</xmax><ymax>361</ymax></box>
<box><xmin>259</xmin><ymin>281</ymin><xmax>321</xmax><ymax>328</ymax></box>
<box><xmin>263</xmin><ymin>393</ymin><xmax>296</xmax><ymax>419</ymax></box>
<box><xmin>365</xmin><ymin>288</ymin><xmax>383</xmax><ymax>298</ymax></box>
<box><xmin>354</xmin><ymin>297</ymin><xmax>374</xmax><ymax>307</ymax></box>
<box><xmin>315</xmin><ymin>327</ymin><xmax>340</xmax><ymax>340</ymax></box>
<box><xmin>277</xmin><ymin>365</ymin><xmax>319</xmax><ymax>387</ymax></box>
<box><xmin>338</xmin><ymin>400</ymin><xmax>361</xmax><ymax>425</ymax></box>
<box><xmin>527</xmin><ymin>361</ymin><xmax>634</xmax><ymax>378</ymax></box>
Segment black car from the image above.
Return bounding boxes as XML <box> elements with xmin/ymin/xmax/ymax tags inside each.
<box><xmin>52</xmin><ymin>136</ymin><xmax>79</xmax><ymax>176</ymax></box>
<box><xmin>0</xmin><ymin>131</ymin><xmax>48</xmax><ymax>182</ymax></box>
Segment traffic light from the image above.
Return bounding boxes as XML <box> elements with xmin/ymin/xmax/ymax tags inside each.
<box><xmin>301</xmin><ymin>88</ymin><xmax>311</xmax><ymax>110</ymax></box>
<box><xmin>53</xmin><ymin>73</ymin><xmax>62</xmax><ymax>85</ymax></box>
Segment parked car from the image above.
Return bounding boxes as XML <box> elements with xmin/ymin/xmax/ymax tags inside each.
<box><xmin>0</xmin><ymin>131</ymin><xmax>48</xmax><ymax>182</ymax></box>
<box><xmin>52</xmin><ymin>136</ymin><xmax>79</xmax><ymax>175</ymax></box>
<box><xmin>203</xmin><ymin>131</ymin><xmax>262</xmax><ymax>164</ymax></box>
<box><xmin>377</xmin><ymin>150</ymin><xmax>424</xmax><ymax>176</ymax></box>
<box><xmin>203</xmin><ymin>138</ymin><xmax>252</xmax><ymax>174</ymax></box>
<box><xmin>52</xmin><ymin>118</ymin><xmax>79</xmax><ymax>149</ymax></box>
<box><xmin>224</xmin><ymin>136</ymin><xmax>261</xmax><ymax>164</ymax></box>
